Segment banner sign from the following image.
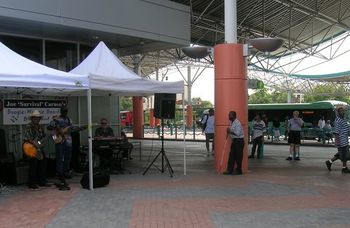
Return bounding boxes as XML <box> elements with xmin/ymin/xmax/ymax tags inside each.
<box><xmin>3</xmin><ymin>99</ymin><xmax>67</xmax><ymax>125</ymax></box>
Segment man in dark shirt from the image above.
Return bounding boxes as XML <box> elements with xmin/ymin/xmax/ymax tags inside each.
<box><xmin>94</xmin><ymin>118</ymin><xmax>114</xmax><ymax>169</ymax></box>
<box><xmin>95</xmin><ymin>118</ymin><xmax>114</xmax><ymax>138</ymax></box>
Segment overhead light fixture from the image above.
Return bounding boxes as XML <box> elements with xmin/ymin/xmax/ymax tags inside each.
<box><xmin>182</xmin><ymin>46</ymin><xmax>211</xmax><ymax>59</ymax></box>
<box><xmin>249</xmin><ymin>38</ymin><xmax>284</xmax><ymax>52</ymax></box>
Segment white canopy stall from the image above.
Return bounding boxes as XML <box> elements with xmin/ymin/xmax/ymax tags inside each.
<box><xmin>0</xmin><ymin>42</ymin><xmax>89</xmax><ymax>95</ymax></box>
<box><xmin>70</xmin><ymin>41</ymin><xmax>185</xmax><ymax>190</ymax></box>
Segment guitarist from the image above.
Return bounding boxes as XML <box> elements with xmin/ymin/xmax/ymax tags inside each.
<box><xmin>24</xmin><ymin>110</ymin><xmax>49</xmax><ymax>189</ymax></box>
<box><xmin>47</xmin><ymin>106</ymin><xmax>77</xmax><ymax>191</ymax></box>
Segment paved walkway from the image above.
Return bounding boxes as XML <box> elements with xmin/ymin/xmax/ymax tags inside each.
<box><xmin>0</xmin><ymin>141</ymin><xmax>350</xmax><ymax>228</ymax></box>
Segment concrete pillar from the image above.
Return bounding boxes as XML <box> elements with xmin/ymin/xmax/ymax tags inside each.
<box><xmin>214</xmin><ymin>44</ymin><xmax>248</xmax><ymax>173</ymax></box>
<box><xmin>133</xmin><ymin>55</ymin><xmax>144</xmax><ymax>138</ymax></box>
<box><xmin>149</xmin><ymin>109</ymin><xmax>155</xmax><ymax>127</ymax></box>
<box><xmin>287</xmin><ymin>91</ymin><xmax>292</xmax><ymax>103</ymax></box>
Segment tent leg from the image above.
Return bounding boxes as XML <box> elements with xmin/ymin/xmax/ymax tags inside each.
<box><xmin>183</xmin><ymin>93</ymin><xmax>186</xmax><ymax>176</ymax></box>
<box><xmin>87</xmin><ymin>88</ymin><xmax>93</xmax><ymax>190</ymax></box>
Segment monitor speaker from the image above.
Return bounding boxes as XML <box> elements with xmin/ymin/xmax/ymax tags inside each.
<box><xmin>154</xmin><ymin>93</ymin><xmax>176</xmax><ymax>119</ymax></box>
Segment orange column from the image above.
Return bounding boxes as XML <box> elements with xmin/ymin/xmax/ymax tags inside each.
<box><xmin>214</xmin><ymin>43</ymin><xmax>248</xmax><ymax>173</ymax></box>
<box><xmin>186</xmin><ymin>105</ymin><xmax>193</xmax><ymax>128</ymax></box>
<box><xmin>155</xmin><ymin>118</ymin><xmax>160</xmax><ymax>126</ymax></box>
<box><xmin>149</xmin><ymin>109</ymin><xmax>155</xmax><ymax>127</ymax></box>
<box><xmin>133</xmin><ymin>96</ymin><xmax>144</xmax><ymax>138</ymax></box>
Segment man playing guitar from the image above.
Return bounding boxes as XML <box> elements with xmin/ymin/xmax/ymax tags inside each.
<box><xmin>23</xmin><ymin>110</ymin><xmax>50</xmax><ymax>189</ymax></box>
<box><xmin>47</xmin><ymin>106</ymin><xmax>86</xmax><ymax>191</ymax></box>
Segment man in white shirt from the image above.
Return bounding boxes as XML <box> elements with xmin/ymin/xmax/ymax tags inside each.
<box><xmin>202</xmin><ymin>108</ymin><xmax>215</xmax><ymax>156</ymax></box>
<box><xmin>249</xmin><ymin>113</ymin><xmax>265</xmax><ymax>159</ymax></box>
<box><xmin>224</xmin><ymin>111</ymin><xmax>244</xmax><ymax>175</ymax></box>
<box><xmin>317</xmin><ymin>116</ymin><xmax>326</xmax><ymax>142</ymax></box>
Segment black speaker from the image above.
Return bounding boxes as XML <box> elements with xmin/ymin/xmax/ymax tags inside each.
<box><xmin>154</xmin><ymin>93</ymin><xmax>176</xmax><ymax>119</ymax></box>
<box><xmin>80</xmin><ymin>170</ymin><xmax>110</xmax><ymax>189</ymax></box>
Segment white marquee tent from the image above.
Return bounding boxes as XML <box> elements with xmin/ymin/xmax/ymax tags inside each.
<box><xmin>70</xmin><ymin>41</ymin><xmax>184</xmax><ymax>95</ymax></box>
<box><xmin>0</xmin><ymin>42</ymin><xmax>89</xmax><ymax>95</ymax></box>
<box><xmin>70</xmin><ymin>41</ymin><xmax>185</xmax><ymax>190</ymax></box>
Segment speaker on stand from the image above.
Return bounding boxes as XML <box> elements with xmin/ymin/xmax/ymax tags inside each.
<box><xmin>143</xmin><ymin>93</ymin><xmax>176</xmax><ymax>177</ymax></box>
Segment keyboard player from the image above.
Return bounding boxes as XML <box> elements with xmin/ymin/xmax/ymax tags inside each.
<box><xmin>94</xmin><ymin>118</ymin><xmax>115</xmax><ymax>169</ymax></box>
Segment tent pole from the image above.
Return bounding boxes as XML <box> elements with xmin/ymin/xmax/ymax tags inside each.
<box><xmin>87</xmin><ymin>87</ymin><xmax>93</xmax><ymax>190</ymax></box>
<box><xmin>182</xmin><ymin>93</ymin><xmax>186</xmax><ymax>176</ymax></box>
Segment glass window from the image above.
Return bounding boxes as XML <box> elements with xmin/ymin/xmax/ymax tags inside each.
<box><xmin>45</xmin><ymin>41</ymin><xmax>77</xmax><ymax>71</ymax></box>
<box><xmin>79</xmin><ymin>44</ymin><xmax>94</xmax><ymax>62</ymax></box>
<box><xmin>0</xmin><ymin>35</ymin><xmax>43</xmax><ymax>63</ymax></box>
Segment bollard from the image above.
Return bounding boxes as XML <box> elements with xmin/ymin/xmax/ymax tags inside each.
<box><xmin>170</xmin><ymin>124</ymin><xmax>173</xmax><ymax>135</ymax></box>
<box><xmin>193</xmin><ymin>123</ymin><xmax>196</xmax><ymax>140</ymax></box>
<box><xmin>157</xmin><ymin>125</ymin><xmax>160</xmax><ymax>137</ymax></box>
<box><xmin>175</xmin><ymin>124</ymin><xmax>178</xmax><ymax>140</ymax></box>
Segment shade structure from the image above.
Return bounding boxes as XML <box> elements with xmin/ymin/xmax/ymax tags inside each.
<box><xmin>70</xmin><ymin>41</ymin><xmax>184</xmax><ymax>96</ymax></box>
<box><xmin>70</xmin><ymin>41</ymin><xmax>184</xmax><ymax>190</ymax></box>
<box><xmin>0</xmin><ymin>42</ymin><xmax>89</xmax><ymax>95</ymax></box>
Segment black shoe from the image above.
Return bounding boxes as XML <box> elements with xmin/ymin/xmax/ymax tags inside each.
<box><xmin>286</xmin><ymin>157</ymin><xmax>292</xmax><ymax>160</ymax></box>
<box><xmin>294</xmin><ymin>157</ymin><xmax>300</xmax><ymax>161</ymax></box>
<box><xmin>223</xmin><ymin>171</ymin><xmax>233</xmax><ymax>175</ymax></box>
<box><xmin>234</xmin><ymin>169</ymin><xmax>243</xmax><ymax>175</ymax></box>
<box><xmin>28</xmin><ymin>184</ymin><xmax>39</xmax><ymax>189</ymax></box>
<box><xmin>248</xmin><ymin>155</ymin><xmax>254</xmax><ymax>159</ymax></box>
<box><xmin>39</xmin><ymin>183</ymin><xmax>52</xmax><ymax>187</ymax></box>
<box><xmin>325</xmin><ymin>160</ymin><xmax>332</xmax><ymax>171</ymax></box>
<box><xmin>342</xmin><ymin>167</ymin><xmax>350</xmax><ymax>174</ymax></box>
<box><xmin>58</xmin><ymin>185</ymin><xmax>71</xmax><ymax>191</ymax></box>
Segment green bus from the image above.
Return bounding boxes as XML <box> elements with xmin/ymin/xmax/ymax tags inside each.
<box><xmin>248</xmin><ymin>100</ymin><xmax>349</xmax><ymax>141</ymax></box>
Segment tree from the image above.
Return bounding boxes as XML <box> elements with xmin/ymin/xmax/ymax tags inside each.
<box><xmin>304</xmin><ymin>85</ymin><xmax>350</xmax><ymax>103</ymax></box>
<box><xmin>271</xmin><ymin>91</ymin><xmax>288</xmax><ymax>103</ymax></box>
<box><xmin>248</xmin><ymin>88</ymin><xmax>273</xmax><ymax>104</ymax></box>
<box><xmin>120</xmin><ymin>97</ymin><xmax>133</xmax><ymax>111</ymax></box>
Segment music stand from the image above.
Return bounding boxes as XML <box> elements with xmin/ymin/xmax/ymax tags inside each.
<box><xmin>143</xmin><ymin>119</ymin><xmax>173</xmax><ymax>177</ymax></box>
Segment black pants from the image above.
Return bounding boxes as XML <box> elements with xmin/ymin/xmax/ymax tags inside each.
<box><xmin>98</xmin><ymin>149</ymin><xmax>113</xmax><ymax>169</ymax></box>
<box><xmin>227</xmin><ymin>138</ymin><xmax>244</xmax><ymax>173</ymax></box>
<box><xmin>28</xmin><ymin>157</ymin><xmax>47</xmax><ymax>186</ymax></box>
<box><xmin>251</xmin><ymin>136</ymin><xmax>263</xmax><ymax>157</ymax></box>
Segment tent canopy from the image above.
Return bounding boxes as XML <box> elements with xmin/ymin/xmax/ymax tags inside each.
<box><xmin>70</xmin><ymin>41</ymin><xmax>184</xmax><ymax>96</ymax></box>
<box><xmin>0</xmin><ymin>42</ymin><xmax>89</xmax><ymax>95</ymax></box>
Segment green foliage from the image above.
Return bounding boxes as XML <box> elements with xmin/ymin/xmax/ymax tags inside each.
<box><xmin>304</xmin><ymin>85</ymin><xmax>350</xmax><ymax>103</ymax></box>
<box><xmin>120</xmin><ymin>97</ymin><xmax>132</xmax><ymax>111</ymax></box>
<box><xmin>248</xmin><ymin>88</ymin><xmax>273</xmax><ymax>104</ymax></box>
<box><xmin>271</xmin><ymin>91</ymin><xmax>288</xmax><ymax>103</ymax></box>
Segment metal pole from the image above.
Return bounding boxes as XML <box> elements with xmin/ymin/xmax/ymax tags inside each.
<box><xmin>225</xmin><ymin>0</ymin><xmax>237</xmax><ymax>43</ymax></box>
<box><xmin>183</xmin><ymin>93</ymin><xmax>187</xmax><ymax>176</ymax></box>
<box><xmin>87</xmin><ymin>87</ymin><xmax>93</xmax><ymax>190</ymax></box>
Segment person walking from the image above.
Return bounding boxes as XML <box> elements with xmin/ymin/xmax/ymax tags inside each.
<box><xmin>223</xmin><ymin>111</ymin><xmax>244</xmax><ymax>175</ymax></box>
<box><xmin>202</xmin><ymin>108</ymin><xmax>215</xmax><ymax>156</ymax></box>
<box><xmin>325</xmin><ymin>107</ymin><xmax>350</xmax><ymax>173</ymax></box>
<box><xmin>286</xmin><ymin>111</ymin><xmax>304</xmax><ymax>161</ymax></box>
<box><xmin>248</xmin><ymin>113</ymin><xmax>265</xmax><ymax>159</ymax></box>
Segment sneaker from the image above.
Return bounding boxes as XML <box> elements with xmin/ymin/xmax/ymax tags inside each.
<box><xmin>286</xmin><ymin>157</ymin><xmax>292</xmax><ymax>160</ymax></box>
<box><xmin>294</xmin><ymin>157</ymin><xmax>300</xmax><ymax>161</ymax></box>
<box><xmin>325</xmin><ymin>160</ymin><xmax>332</xmax><ymax>171</ymax></box>
<box><xmin>341</xmin><ymin>167</ymin><xmax>350</xmax><ymax>174</ymax></box>
<box><xmin>248</xmin><ymin>155</ymin><xmax>254</xmax><ymax>159</ymax></box>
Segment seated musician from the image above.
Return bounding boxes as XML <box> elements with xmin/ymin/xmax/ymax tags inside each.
<box><xmin>23</xmin><ymin>110</ymin><xmax>50</xmax><ymax>189</ymax></box>
<box><xmin>94</xmin><ymin>118</ymin><xmax>114</xmax><ymax>169</ymax></box>
<box><xmin>121</xmin><ymin>131</ymin><xmax>133</xmax><ymax>160</ymax></box>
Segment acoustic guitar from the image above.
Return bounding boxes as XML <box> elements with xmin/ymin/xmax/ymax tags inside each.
<box><xmin>22</xmin><ymin>141</ymin><xmax>44</xmax><ymax>160</ymax></box>
<box><xmin>52</xmin><ymin>125</ymin><xmax>87</xmax><ymax>144</ymax></box>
